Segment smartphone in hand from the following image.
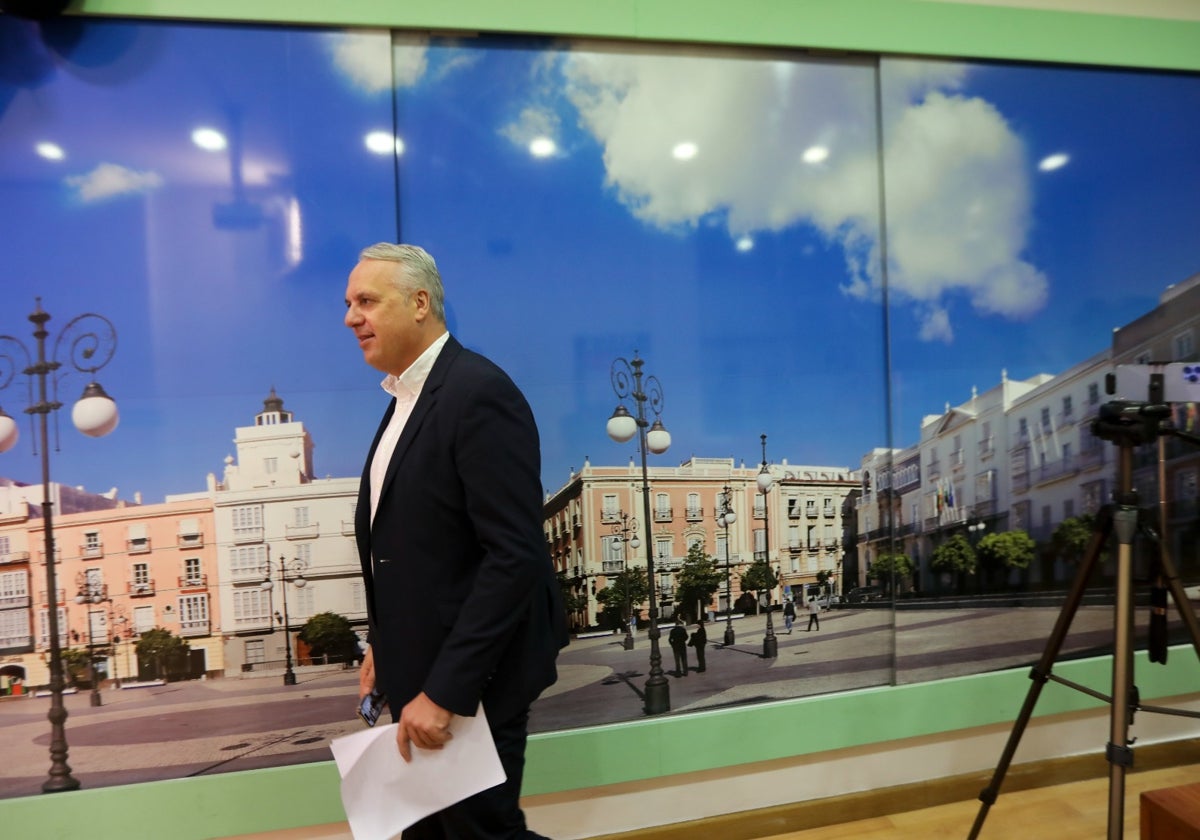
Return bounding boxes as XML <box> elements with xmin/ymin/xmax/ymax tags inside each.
<box><xmin>358</xmin><ymin>689</ymin><xmax>387</xmax><ymax>727</ymax></box>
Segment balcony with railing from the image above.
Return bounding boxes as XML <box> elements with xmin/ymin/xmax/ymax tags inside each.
<box><xmin>653</xmin><ymin>507</ymin><xmax>673</xmax><ymax>523</ymax></box>
<box><xmin>38</xmin><ymin>548</ymin><xmax>62</xmax><ymax>565</ymax></box>
<box><xmin>978</xmin><ymin>437</ymin><xmax>995</xmax><ymax>458</ymax></box>
<box><xmin>926</xmin><ymin>458</ymin><xmax>941</xmax><ymax>480</ymax></box>
<box><xmin>685</xmin><ymin>505</ymin><xmax>703</xmax><ymax>521</ymax></box>
<box><xmin>179</xmin><ymin>574</ymin><xmax>208</xmax><ymax>591</ymax></box>
<box><xmin>178</xmin><ymin>531</ymin><xmax>204</xmax><ymax>548</ymax></box>
<box><xmin>1036</xmin><ymin>455</ymin><xmax>1076</xmax><ymax>485</ymax></box>
<box><xmin>601</xmin><ymin>560</ymin><xmax>625</xmax><ymax>574</ymax></box>
<box><xmin>0</xmin><ymin>551</ymin><xmax>31</xmax><ymax>565</ymax></box>
<box><xmin>179</xmin><ymin>619</ymin><xmax>211</xmax><ymax>637</ymax></box>
<box><xmin>80</xmin><ymin>541</ymin><xmax>104</xmax><ymax>559</ymax></box>
<box><xmin>950</xmin><ymin>449</ymin><xmax>965</xmax><ymax>472</ymax></box>
<box><xmin>0</xmin><ymin>592</ymin><xmax>30</xmax><ymax>608</ymax></box>
<box><xmin>285</xmin><ymin>522</ymin><xmax>320</xmax><ymax>539</ymax></box>
<box><xmin>823</xmin><ymin>504</ymin><xmax>835</xmax><ymax>517</ymax></box>
<box><xmin>806</xmin><ymin>506</ymin><xmax>818</xmax><ymax>518</ymax></box>
<box><xmin>233</xmin><ymin>525</ymin><xmax>264</xmax><ymax>545</ymax></box>
<box><xmin>129</xmin><ymin>579</ymin><xmax>156</xmax><ymax>597</ymax></box>
<box><xmin>38</xmin><ymin>588</ymin><xmax>65</xmax><ymax>604</ymax></box>
<box><xmin>1012</xmin><ymin>471</ymin><xmax>1030</xmax><ymax>494</ymax></box>
<box><xmin>600</xmin><ymin>510</ymin><xmax>619</xmax><ymax>523</ymax></box>
<box><xmin>127</xmin><ymin>538</ymin><xmax>151</xmax><ymax>555</ymax></box>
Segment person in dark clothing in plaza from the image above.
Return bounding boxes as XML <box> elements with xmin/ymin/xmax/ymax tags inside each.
<box><xmin>783</xmin><ymin>599</ymin><xmax>796</xmax><ymax>633</ymax></box>
<box><xmin>688</xmin><ymin>619</ymin><xmax>708</xmax><ymax>672</ymax></box>
<box><xmin>668</xmin><ymin>615</ymin><xmax>689</xmax><ymax>676</ymax></box>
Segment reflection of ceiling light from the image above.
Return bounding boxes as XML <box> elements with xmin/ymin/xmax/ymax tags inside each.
<box><xmin>802</xmin><ymin>145</ymin><xmax>829</xmax><ymax>164</ymax></box>
<box><xmin>1038</xmin><ymin>152</ymin><xmax>1070</xmax><ymax>171</ymax></box>
<box><xmin>192</xmin><ymin>127</ymin><xmax>227</xmax><ymax>151</ymax></box>
<box><xmin>736</xmin><ymin>235</ymin><xmax>754</xmax><ymax>252</ymax></box>
<box><xmin>529</xmin><ymin>136</ymin><xmax>557</xmax><ymax>158</ymax></box>
<box><xmin>672</xmin><ymin>142</ymin><xmax>698</xmax><ymax>161</ymax></box>
<box><xmin>36</xmin><ymin>142</ymin><xmax>65</xmax><ymax>161</ymax></box>
<box><xmin>365</xmin><ymin>131</ymin><xmax>404</xmax><ymax>156</ymax></box>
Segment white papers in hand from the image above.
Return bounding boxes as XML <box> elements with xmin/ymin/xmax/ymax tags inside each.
<box><xmin>330</xmin><ymin>704</ymin><xmax>506</xmax><ymax>840</ymax></box>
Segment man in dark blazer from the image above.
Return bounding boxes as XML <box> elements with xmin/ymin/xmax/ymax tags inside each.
<box><xmin>345</xmin><ymin>242</ymin><xmax>568</xmax><ymax>839</ymax></box>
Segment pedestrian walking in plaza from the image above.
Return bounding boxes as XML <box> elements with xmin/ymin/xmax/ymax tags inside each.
<box><xmin>668</xmin><ymin>616</ymin><xmax>689</xmax><ymax>676</ymax></box>
<box><xmin>688</xmin><ymin>619</ymin><xmax>708</xmax><ymax>672</ymax></box>
<box><xmin>783</xmin><ymin>599</ymin><xmax>796</xmax><ymax>633</ymax></box>
<box><xmin>806</xmin><ymin>597</ymin><xmax>821</xmax><ymax>631</ymax></box>
<box><xmin>628</xmin><ymin>611</ymin><xmax>637</xmax><ymax>637</ymax></box>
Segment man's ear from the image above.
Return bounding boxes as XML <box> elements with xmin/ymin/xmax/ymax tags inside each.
<box><xmin>411</xmin><ymin>289</ymin><xmax>431</xmax><ymax>322</ymax></box>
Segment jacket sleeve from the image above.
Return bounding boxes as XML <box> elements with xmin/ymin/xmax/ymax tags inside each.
<box><xmin>421</xmin><ymin>367</ymin><xmax>550</xmax><ymax>716</ymax></box>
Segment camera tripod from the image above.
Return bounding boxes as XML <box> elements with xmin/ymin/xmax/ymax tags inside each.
<box><xmin>969</xmin><ymin>399</ymin><xmax>1200</xmax><ymax>839</ymax></box>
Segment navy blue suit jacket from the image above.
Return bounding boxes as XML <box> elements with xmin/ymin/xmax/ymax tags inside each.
<box><xmin>355</xmin><ymin>335</ymin><xmax>567</xmax><ymax>724</ymax></box>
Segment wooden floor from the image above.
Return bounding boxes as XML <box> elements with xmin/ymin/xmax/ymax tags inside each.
<box><xmin>759</xmin><ymin>763</ymin><xmax>1200</xmax><ymax>840</ymax></box>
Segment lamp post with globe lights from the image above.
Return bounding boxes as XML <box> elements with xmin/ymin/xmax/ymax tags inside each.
<box><xmin>261</xmin><ymin>552</ymin><xmax>308</xmax><ymax>686</ymax></box>
<box><xmin>716</xmin><ymin>484</ymin><xmax>738</xmax><ymax>646</ymax></box>
<box><xmin>74</xmin><ymin>571</ymin><xmax>115</xmax><ymax>707</ymax></box>
<box><xmin>0</xmin><ymin>299</ymin><xmax>119</xmax><ymax>793</ymax></box>
<box><xmin>758</xmin><ymin>434</ymin><xmax>778</xmax><ymax>659</ymax></box>
<box><xmin>606</xmin><ymin>352</ymin><xmax>672</xmax><ymax>715</ymax></box>
<box><xmin>611</xmin><ymin>511</ymin><xmax>639</xmax><ymax>650</ymax></box>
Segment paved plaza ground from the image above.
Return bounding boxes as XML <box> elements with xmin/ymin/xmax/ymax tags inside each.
<box><xmin>0</xmin><ymin>599</ymin><xmax>1173</xmax><ymax>800</ymax></box>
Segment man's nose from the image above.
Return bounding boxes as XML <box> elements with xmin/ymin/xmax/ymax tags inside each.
<box><xmin>344</xmin><ymin>306</ymin><xmax>360</xmax><ymax>327</ymax></box>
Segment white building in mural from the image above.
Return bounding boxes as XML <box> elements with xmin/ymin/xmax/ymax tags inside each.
<box><xmin>170</xmin><ymin>389</ymin><xmax>363</xmax><ymax>675</ymax></box>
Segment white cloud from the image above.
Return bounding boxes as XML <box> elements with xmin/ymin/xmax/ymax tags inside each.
<box><xmin>326</xmin><ymin>31</ymin><xmax>426</xmax><ymax>93</ymax></box>
<box><xmin>500</xmin><ymin>106</ymin><xmax>561</xmax><ymax>152</ymax></box>
<box><xmin>554</xmin><ymin>48</ymin><xmax>1046</xmax><ymax>343</ymax></box>
<box><xmin>67</xmin><ymin>162</ymin><xmax>163</xmax><ymax>203</ymax></box>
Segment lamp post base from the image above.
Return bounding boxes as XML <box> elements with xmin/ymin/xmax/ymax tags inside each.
<box><xmin>762</xmin><ymin>636</ymin><xmax>778</xmax><ymax>659</ymax></box>
<box><xmin>644</xmin><ymin>678</ymin><xmax>670</xmax><ymax>715</ymax></box>
<box><xmin>622</xmin><ymin>633</ymin><xmax>634</xmax><ymax>650</ymax></box>
<box><xmin>283</xmin><ymin>671</ymin><xmax>296</xmax><ymax>686</ymax></box>
<box><xmin>89</xmin><ymin>692</ymin><xmax>102</xmax><ymax>708</ymax></box>
<box><xmin>723</xmin><ymin>626</ymin><xmax>735</xmax><ymax>646</ymax></box>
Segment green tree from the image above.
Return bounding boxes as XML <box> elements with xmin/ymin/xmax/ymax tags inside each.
<box><xmin>675</xmin><ymin>543</ymin><xmax>724</xmax><ymax>621</ymax></box>
<box><xmin>977</xmin><ymin>530</ymin><xmax>1036</xmax><ymax>589</ymax></box>
<box><xmin>595</xmin><ymin>565</ymin><xmax>650</xmax><ymax>628</ymax></box>
<box><xmin>556</xmin><ymin>571</ymin><xmax>588</xmax><ymax>628</ymax></box>
<box><xmin>135</xmin><ymin>628</ymin><xmax>190</xmax><ymax>681</ymax></box>
<box><xmin>1052</xmin><ymin>515</ymin><xmax>1096</xmax><ymax>563</ymax></box>
<box><xmin>740</xmin><ymin>559</ymin><xmax>778</xmax><ymax>611</ymax></box>
<box><xmin>59</xmin><ymin>647</ymin><xmax>92</xmax><ymax>688</ymax></box>
<box><xmin>931</xmin><ymin>533</ymin><xmax>976</xmax><ymax>593</ymax></box>
<box><xmin>298</xmin><ymin>611</ymin><xmax>360</xmax><ymax>663</ymax></box>
<box><xmin>867</xmin><ymin>552</ymin><xmax>913</xmax><ymax>595</ymax></box>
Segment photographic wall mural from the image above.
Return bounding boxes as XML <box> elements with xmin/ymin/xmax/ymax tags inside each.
<box><xmin>0</xmin><ymin>14</ymin><xmax>1196</xmax><ymax>797</ymax></box>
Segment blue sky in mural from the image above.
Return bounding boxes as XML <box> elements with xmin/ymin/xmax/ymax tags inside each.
<box><xmin>1</xmin><ymin>18</ymin><xmax>1198</xmax><ymax>505</ymax></box>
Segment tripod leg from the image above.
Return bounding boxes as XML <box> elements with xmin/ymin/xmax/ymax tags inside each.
<box><xmin>1106</xmin><ymin>499</ymin><xmax>1139</xmax><ymax>840</ymax></box>
<box><xmin>1158</xmin><ymin>548</ymin><xmax>1200</xmax><ymax>656</ymax></box>
<box><xmin>967</xmin><ymin>508</ymin><xmax>1112</xmax><ymax>840</ymax></box>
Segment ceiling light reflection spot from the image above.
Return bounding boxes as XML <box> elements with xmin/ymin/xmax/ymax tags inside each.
<box><xmin>672</xmin><ymin>142</ymin><xmax>698</xmax><ymax>161</ymax></box>
<box><xmin>36</xmin><ymin>142</ymin><xmax>65</xmax><ymax>161</ymax></box>
<box><xmin>1038</xmin><ymin>153</ymin><xmax>1070</xmax><ymax>172</ymax></box>
<box><xmin>735</xmin><ymin>235</ymin><xmax>754</xmax><ymax>252</ymax></box>
<box><xmin>802</xmin><ymin>145</ymin><xmax>829</xmax><ymax>164</ymax></box>
<box><xmin>365</xmin><ymin>131</ymin><xmax>404</xmax><ymax>156</ymax></box>
<box><xmin>529</xmin><ymin>136</ymin><xmax>557</xmax><ymax>158</ymax></box>
<box><xmin>192</xmin><ymin>127</ymin><xmax>227</xmax><ymax>152</ymax></box>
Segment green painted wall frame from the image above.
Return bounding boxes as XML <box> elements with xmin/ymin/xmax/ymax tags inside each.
<box><xmin>3</xmin><ymin>1</ymin><xmax>1199</xmax><ymax>836</ymax></box>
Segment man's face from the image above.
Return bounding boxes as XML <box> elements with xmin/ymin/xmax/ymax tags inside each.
<box><xmin>344</xmin><ymin>258</ymin><xmax>428</xmax><ymax>376</ymax></box>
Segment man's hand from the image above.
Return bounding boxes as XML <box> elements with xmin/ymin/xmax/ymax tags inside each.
<box><xmin>396</xmin><ymin>691</ymin><xmax>454</xmax><ymax>763</ymax></box>
<box><xmin>358</xmin><ymin>645</ymin><xmax>375</xmax><ymax>701</ymax></box>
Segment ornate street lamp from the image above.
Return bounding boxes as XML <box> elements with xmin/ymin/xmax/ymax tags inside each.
<box><xmin>607</xmin><ymin>352</ymin><xmax>671</xmax><ymax>715</ymax></box>
<box><xmin>260</xmin><ymin>552</ymin><xmax>308</xmax><ymax>686</ymax></box>
<box><xmin>74</xmin><ymin>572</ymin><xmax>113</xmax><ymax>707</ymax></box>
<box><xmin>0</xmin><ymin>299</ymin><xmax>119</xmax><ymax>794</ymax></box>
<box><xmin>610</xmin><ymin>511</ymin><xmax>640</xmax><ymax>650</ymax></box>
<box><xmin>716</xmin><ymin>484</ymin><xmax>738</xmax><ymax>646</ymax></box>
<box><xmin>758</xmin><ymin>434</ymin><xmax>778</xmax><ymax>659</ymax></box>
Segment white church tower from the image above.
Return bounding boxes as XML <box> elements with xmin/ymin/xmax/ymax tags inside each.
<box><xmin>221</xmin><ymin>387</ymin><xmax>315</xmax><ymax>491</ymax></box>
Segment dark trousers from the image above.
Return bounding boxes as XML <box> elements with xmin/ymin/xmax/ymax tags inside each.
<box><xmin>694</xmin><ymin>644</ymin><xmax>706</xmax><ymax>672</ymax></box>
<box><xmin>807</xmin><ymin>613</ymin><xmax>820</xmax><ymax>630</ymax></box>
<box><xmin>402</xmin><ymin>709</ymin><xmax>549</xmax><ymax>840</ymax></box>
<box><xmin>671</xmin><ymin>644</ymin><xmax>688</xmax><ymax>675</ymax></box>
